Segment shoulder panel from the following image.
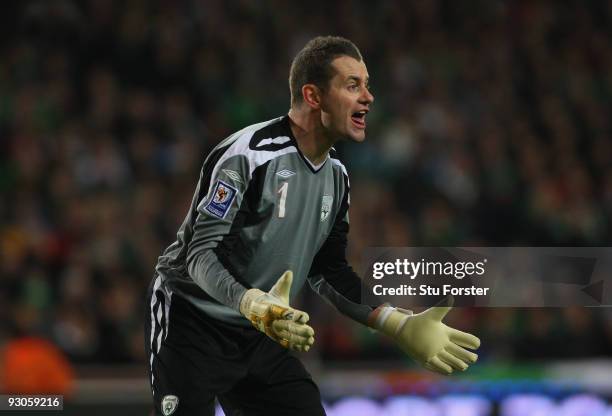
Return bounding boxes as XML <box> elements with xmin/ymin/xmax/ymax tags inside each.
<box><xmin>330</xmin><ymin>155</ymin><xmax>349</xmax><ymax>179</ymax></box>
<box><xmin>207</xmin><ymin>117</ymin><xmax>298</xmax><ymax>197</ymax></box>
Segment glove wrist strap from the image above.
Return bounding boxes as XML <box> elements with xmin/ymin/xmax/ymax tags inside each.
<box><xmin>239</xmin><ymin>288</ymin><xmax>264</xmax><ymax>317</ymax></box>
<box><xmin>369</xmin><ymin>305</ymin><xmax>414</xmax><ymax>336</ymax></box>
<box><xmin>376</xmin><ymin>306</ymin><xmax>396</xmax><ymax>329</ymax></box>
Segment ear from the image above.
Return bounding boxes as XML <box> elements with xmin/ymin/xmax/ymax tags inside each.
<box><xmin>301</xmin><ymin>84</ymin><xmax>322</xmax><ymax>109</ymax></box>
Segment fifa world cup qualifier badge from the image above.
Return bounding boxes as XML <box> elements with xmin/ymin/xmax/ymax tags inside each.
<box><xmin>204</xmin><ymin>179</ymin><xmax>238</xmax><ymax>219</ymax></box>
<box><xmin>161</xmin><ymin>395</ymin><xmax>179</xmax><ymax>415</ymax></box>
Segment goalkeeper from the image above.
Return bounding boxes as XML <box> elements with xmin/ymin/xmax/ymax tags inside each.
<box><xmin>146</xmin><ymin>36</ymin><xmax>480</xmax><ymax>416</ymax></box>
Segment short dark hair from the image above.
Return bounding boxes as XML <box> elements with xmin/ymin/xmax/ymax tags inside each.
<box><xmin>289</xmin><ymin>36</ymin><xmax>363</xmax><ymax>106</ymax></box>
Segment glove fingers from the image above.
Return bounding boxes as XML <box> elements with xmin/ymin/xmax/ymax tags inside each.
<box><xmin>278</xmin><ymin>307</ymin><xmax>310</xmax><ymax>324</ymax></box>
<box><xmin>290</xmin><ymin>344</ymin><xmax>311</xmax><ymax>352</ymax></box>
<box><xmin>272</xmin><ymin>320</ymin><xmax>314</xmax><ymax>344</ymax></box>
<box><xmin>293</xmin><ymin>310</ymin><xmax>310</xmax><ymax>324</ymax></box>
<box><xmin>448</xmin><ymin>328</ymin><xmax>481</xmax><ymax>350</ymax></box>
<box><xmin>446</xmin><ymin>343</ymin><xmax>478</xmax><ymax>364</ymax></box>
<box><xmin>433</xmin><ymin>295</ymin><xmax>455</xmax><ymax>308</ymax></box>
<box><xmin>425</xmin><ymin>306</ymin><xmax>452</xmax><ymax>322</ymax></box>
<box><xmin>275</xmin><ymin>331</ymin><xmax>315</xmax><ymax>349</ymax></box>
<box><xmin>425</xmin><ymin>356</ymin><xmax>453</xmax><ymax>375</ymax></box>
<box><xmin>274</xmin><ymin>329</ymin><xmax>315</xmax><ymax>346</ymax></box>
<box><xmin>272</xmin><ymin>319</ymin><xmax>315</xmax><ymax>338</ymax></box>
<box><xmin>439</xmin><ymin>350</ymin><xmax>468</xmax><ymax>371</ymax></box>
<box><xmin>269</xmin><ymin>271</ymin><xmax>293</xmax><ymax>303</ymax></box>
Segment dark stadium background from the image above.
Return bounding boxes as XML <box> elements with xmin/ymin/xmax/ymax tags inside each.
<box><xmin>1</xmin><ymin>1</ymin><xmax>611</xmax><ymax>415</ymax></box>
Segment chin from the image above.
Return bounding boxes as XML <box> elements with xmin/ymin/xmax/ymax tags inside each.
<box><xmin>347</xmin><ymin>130</ymin><xmax>367</xmax><ymax>142</ymax></box>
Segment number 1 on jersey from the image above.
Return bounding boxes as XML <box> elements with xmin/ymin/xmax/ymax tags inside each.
<box><xmin>277</xmin><ymin>182</ymin><xmax>289</xmax><ymax>218</ymax></box>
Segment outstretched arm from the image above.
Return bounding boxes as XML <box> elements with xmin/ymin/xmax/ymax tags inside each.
<box><xmin>308</xmin><ymin>182</ymin><xmax>480</xmax><ymax>372</ymax></box>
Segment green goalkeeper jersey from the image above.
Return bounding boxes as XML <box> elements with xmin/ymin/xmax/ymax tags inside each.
<box><xmin>154</xmin><ymin>115</ymin><xmax>372</xmax><ymax>326</ymax></box>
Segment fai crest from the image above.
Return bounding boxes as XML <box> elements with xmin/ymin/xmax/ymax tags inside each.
<box><xmin>162</xmin><ymin>395</ymin><xmax>179</xmax><ymax>415</ymax></box>
<box><xmin>321</xmin><ymin>195</ymin><xmax>333</xmax><ymax>222</ymax></box>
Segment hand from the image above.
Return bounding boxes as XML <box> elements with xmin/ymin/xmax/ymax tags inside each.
<box><xmin>370</xmin><ymin>304</ymin><xmax>480</xmax><ymax>375</ymax></box>
<box><xmin>240</xmin><ymin>271</ymin><xmax>315</xmax><ymax>352</ymax></box>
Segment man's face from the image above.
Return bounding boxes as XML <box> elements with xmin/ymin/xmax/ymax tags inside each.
<box><xmin>319</xmin><ymin>56</ymin><xmax>374</xmax><ymax>142</ymax></box>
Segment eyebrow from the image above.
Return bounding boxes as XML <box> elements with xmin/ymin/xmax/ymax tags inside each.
<box><xmin>347</xmin><ymin>75</ymin><xmax>370</xmax><ymax>84</ymax></box>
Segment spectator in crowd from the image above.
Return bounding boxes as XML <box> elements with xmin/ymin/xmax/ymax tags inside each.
<box><xmin>1</xmin><ymin>0</ymin><xmax>611</xmax><ymax>364</ymax></box>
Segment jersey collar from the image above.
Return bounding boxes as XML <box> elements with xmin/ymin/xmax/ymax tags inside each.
<box><xmin>282</xmin><ymin>115</ymin><xmax>329</xmax><ymax>174</ymax></box>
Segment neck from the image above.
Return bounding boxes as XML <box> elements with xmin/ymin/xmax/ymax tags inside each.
<box><xmin>287</xmin><ymin>107</ymin><xmax>335</xmax><ymax>166</ymax></box>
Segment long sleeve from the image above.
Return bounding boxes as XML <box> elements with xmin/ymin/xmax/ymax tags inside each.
<box><xmin>307</xmin><ymin>176</ymin><xmax>380</xmax><ymax>326</ymax></box>
<box><xmin>185</xmin><ymin>151</ymin><xmax>253</xmax><ymax>312</ymax></box>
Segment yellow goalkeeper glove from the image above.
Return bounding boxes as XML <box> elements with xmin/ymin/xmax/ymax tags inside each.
<box><xmin>370</xmin><ymin>304</ymin><xmax>480</xmax><ymax>375</ymax></box>
<box><xmin>239</xmin><ymin>271</ymin><xmax>315</xmax><ymax>352</ymax></box>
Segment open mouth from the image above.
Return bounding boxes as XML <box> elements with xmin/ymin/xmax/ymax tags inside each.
<box><xmin>351</xmin><ymin>110</ymin><xmax>367</xmax><ymax>129</ymax></box>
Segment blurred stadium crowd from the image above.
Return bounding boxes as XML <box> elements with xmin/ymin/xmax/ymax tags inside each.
<box><xmin>1</xmin><ymin>0</ymin><xmax>612</xmax><ymax>370</ymax></box>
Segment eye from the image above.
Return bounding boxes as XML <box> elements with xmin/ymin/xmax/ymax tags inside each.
<box><xmin>348</xmin><ymin>84</ymin><xmax>360</xmax><ymax>92</ymax></box>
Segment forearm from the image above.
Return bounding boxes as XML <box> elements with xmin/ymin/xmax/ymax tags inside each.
<box><xmin>187</xmin><ymin>248</ymin><xmax>248</xmax><ymax>312</ymax></box>
<box><xmin>309</xmin><ymin>269</ymin><xmax>375</xmax><ymax>326</ymax></box>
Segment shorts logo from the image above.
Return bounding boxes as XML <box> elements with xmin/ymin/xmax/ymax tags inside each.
<box><xmin>321</xmin><ymin>195</ymin><xmax>333</xmax><ymax>222</ymax></box>
<box><xmin>204</xmin><ymin>179</ymin><xmax>238</xmax><ymax>219</ymax></box>
<box><xmin>161</xmin><ymin>395</ymin><xmax>179</xmax><ymax>415</ymax></box>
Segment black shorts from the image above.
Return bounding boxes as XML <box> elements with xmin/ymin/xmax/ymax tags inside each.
<box><xmin>145</xmin><ymin>276</ymin><xmax>326</xmax><ymax>416</ymax></box>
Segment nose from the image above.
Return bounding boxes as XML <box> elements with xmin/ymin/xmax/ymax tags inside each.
<box><xmin>360</xmin><ymin>87</ymin><xmax>374</xmax><ymax>105</ymax></box>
